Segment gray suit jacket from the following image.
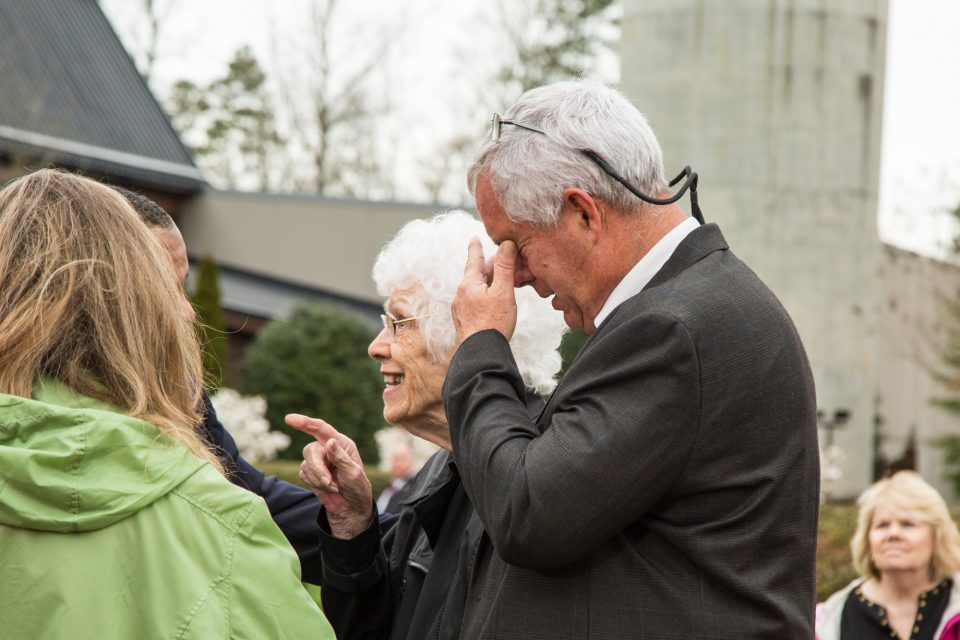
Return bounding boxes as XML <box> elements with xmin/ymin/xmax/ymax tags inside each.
<box><xmin>443</xmin><ymin>223</ymin><xmax>819</xmax><ymax>639</ymax></box>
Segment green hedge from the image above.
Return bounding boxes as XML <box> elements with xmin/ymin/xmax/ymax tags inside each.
<box><xmin>257</xmin><ymin>459</ymin><xmax>392</xmax><ymax>498</ymax></box>
<box><xmin>190</xmin><ymin>254</ymin><xmax>228</xmax><ymax>390</ymax></box>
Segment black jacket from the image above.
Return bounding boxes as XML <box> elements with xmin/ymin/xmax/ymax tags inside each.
<box><xmin>319</xmin><ymin>450</ymin><xmax>482</xmax><ymax>640</ymax></box>
<box><xmin>319</xmin><ymin>396</ymin><xmax>545</xmax><ymax>640</ymax></box>
<box><xmin>443</xmin><ymin>224</ymin><xmax>819</xmax><ymax>639</ymax></box>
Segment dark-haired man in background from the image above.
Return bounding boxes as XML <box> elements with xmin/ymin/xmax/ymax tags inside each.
<box><xmin>115</xmin><ymin>187</ymin><xmax>327</xmax><ymax>584</ymax></box>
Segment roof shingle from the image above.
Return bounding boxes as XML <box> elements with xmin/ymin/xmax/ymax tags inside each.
<box><xmin>0</xmin><ymin>0</ymin><xmax>205</xmax><ymax>192</ymax></box>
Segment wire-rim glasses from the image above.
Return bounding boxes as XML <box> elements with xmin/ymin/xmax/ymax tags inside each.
<box><xmin>490</xmin><ymin>113</ymin><xmax>704</xmax><ymax>224</ymax></box>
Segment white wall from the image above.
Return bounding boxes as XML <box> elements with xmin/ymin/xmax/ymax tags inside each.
<box><xmin>877</xmin><ymin>246</ymin><xmax>960</xmax><ymax>501</ymax></box>
<box><xmin>622</xmin><ymin>0</ymin><xmax>889</xmax><ymax>497</ymax></box>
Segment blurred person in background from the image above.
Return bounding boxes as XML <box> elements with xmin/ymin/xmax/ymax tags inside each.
<box><xmin>0</xmin><ymin>170</ymin><xmax>334</xmax><ymax>639</ymax></box>
<box><xmin>376</xmin><ymin>440</ymin><xmax>417</xmax><ymax>515</ymax></box>
<box><xmin>817</xmin><ymin>471</ymin><xmax>960</xmax><ymax>640</ymax></box>
<box><xmin>287</xmin><ymin>210</ymin><xmax>567</xmax><ymax>640</ymax></box>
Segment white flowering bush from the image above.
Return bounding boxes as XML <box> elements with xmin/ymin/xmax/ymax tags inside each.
<box><xmin>210</xmin><ymin>388</ymin><xmax>291</xmax><ymax>463</ymax></box>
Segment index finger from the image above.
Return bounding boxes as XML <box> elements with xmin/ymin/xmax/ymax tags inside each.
<box><xmin>285</xmin><ymin>413</ymin><xmax>339</xmax><ymax>443</ymax></box>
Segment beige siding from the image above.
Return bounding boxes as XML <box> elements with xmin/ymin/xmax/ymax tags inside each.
<box><xmin>178</xmin><ymin>190</ymin><xmax>456</xmax><ymax>304</ymax></box>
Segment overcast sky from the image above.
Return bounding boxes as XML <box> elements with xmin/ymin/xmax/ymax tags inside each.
<box><xmin>101</xmin><ymin>0</ymin><xmax>960</xmax><ymax>257</ymax></box>
<box><xmin>877</xmin><ymin>0</ymin><xmax>960</xmax><ymax>257</ymax></box>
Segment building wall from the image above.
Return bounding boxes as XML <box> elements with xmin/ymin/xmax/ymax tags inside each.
<box><xmin>877</xmin><ymin>245</ymin><xmax>960</xmax><ymax>501</ymax></box>
<box><xmin>178</xmin><ymin>190</ymin><xmax>453</xmax><ymax>305</ymax></box>
<box><xmin>622</xmin><ymin>0</ymin><xmax>889</xmax><ymax>497</ymax></box>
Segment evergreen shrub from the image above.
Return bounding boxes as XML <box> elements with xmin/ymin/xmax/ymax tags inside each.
<box><xmin>239</xmin><ymin>303</ymin><xmax>384</xmax><ymax>463</ymax></box>
<box><xmin>190</xmin><ymin>254</ymin><xmax>228</xmax><ymax>389</ymax></box>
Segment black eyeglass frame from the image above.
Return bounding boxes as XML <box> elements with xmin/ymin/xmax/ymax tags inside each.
<box><xmin>490</xmin><ymin>113</ymin><xmax>704</xmax><ymax>224</ymax></box>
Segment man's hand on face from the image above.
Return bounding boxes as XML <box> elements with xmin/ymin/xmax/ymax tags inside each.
<box><xmin>451</xmin><ymin>237</ymin><xmax>518</xmax><ymax>344</ymax></box>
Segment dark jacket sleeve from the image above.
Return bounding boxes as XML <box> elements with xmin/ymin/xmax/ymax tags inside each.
<box><xmin>442</xmin><ymin>324</ymin><xmax>700</xmax><ymax>570</ymax></box>
<box><xmin>198</xmin><ymin>390</ymin><xmax>324</xmax><ymax>584</ymax></box>
<box><xmin>319</xmin><ymin>505</ymin><xmax>400</xmax><ymax>640</ymax></box>
<box><xmin>318</xmin><ymin>452</ymin><xmax>454</xmax><ymax>640</ymax></box>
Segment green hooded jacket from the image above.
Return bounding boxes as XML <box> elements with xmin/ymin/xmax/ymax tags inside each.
<box><xmin>0</xmin><ymin>381</ymin><xmax>334</xmax><ymax>640</ymax></box>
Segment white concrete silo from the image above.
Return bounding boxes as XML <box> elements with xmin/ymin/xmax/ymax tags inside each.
<box><xmin>621</xmin><ymin>0</ymin><xmax>888</xmax><ymax>497</ymax></box>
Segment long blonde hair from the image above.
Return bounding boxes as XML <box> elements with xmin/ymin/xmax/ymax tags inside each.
<box><xmin>851</xmin><ymin>470</ymin><xmax>960</xmax><ymax>581</ymax></box>
<box><xmin>0</xmin><ymin>169</ymin><xmax>220</xmax><ymax>470</ymax></box>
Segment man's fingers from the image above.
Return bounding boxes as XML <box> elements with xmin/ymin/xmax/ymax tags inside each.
<box><xmin>452</xmin><ymin>236</ymin><xmax>519</xmax><ymax>344</ymax></box>
<box><xmin>285</xmin><ymin>413</ymin><xmax>338</xmax><ymax>442</ymax></box>
<box><xmin>492</xmin><ymin>241</ymin><xmax>517</xmax><ymax>293</ymax></box>
<box><xmin>463</xmin><ymin>236</ymin><xmax>486</xmax><ymax>279</ymax></box>
<box><xmin>483</xmin><ymin>255</ymin><xmax>495</xmax><ymax>286</ymax></box>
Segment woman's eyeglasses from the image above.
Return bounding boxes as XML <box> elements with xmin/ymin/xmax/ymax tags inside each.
<box><xmin>380</xmin><ymin>312</ymin><xmax>430</xmax><ymax>340</ymax></box>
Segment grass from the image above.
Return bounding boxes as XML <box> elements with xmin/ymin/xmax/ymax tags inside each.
<box><xmin>256</xmin><ymin>459</ymin><xmax>392</xmax><ymax>500</ymax></box>
<box><xmin>816</xmin><ymin>504</ymin><xmax>859</xmax><ymax>601</ymax></box>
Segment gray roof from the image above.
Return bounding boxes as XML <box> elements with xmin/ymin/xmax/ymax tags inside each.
<box><xmin>190</xmin><ymin>260</ymin><xmax>382</xmax><ymax>331</ymax></box>
<box><xmin>0</xmin><ymin>0</ymin><xmax>205</xmax><ymax>193</ymax></box>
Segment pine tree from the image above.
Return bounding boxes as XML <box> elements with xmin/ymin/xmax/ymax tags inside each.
<box><xmin>190</xmin><ymin>254</ymin><xmax>228</xmax><ymax>390</ymax></box>
<box><xmin>168</xmin><ymin>46</ymin><xmax>284</xmax><ymax>190</ymax></box>
<box><xmin>499</xmin><ymin>0</ymin><xmax>621</xmax><ymax>95</ymax></box>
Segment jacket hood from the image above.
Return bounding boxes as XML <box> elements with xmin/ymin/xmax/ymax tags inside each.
<box><xmin>0</xmin><ymin>380</ymin><xmax>207</xmax><ymax>532</ymax></box>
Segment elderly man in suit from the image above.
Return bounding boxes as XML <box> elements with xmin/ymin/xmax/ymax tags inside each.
<box><xmin>445</xmin><ymin>80</ymin><xmax>820</xmax><ymax>639</ymax></box>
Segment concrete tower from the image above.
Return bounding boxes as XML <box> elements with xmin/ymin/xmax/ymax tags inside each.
<box><xmin>621</xmin><ymin>0</ymin><xmax>888</xmax><ymax>497</ymax></box>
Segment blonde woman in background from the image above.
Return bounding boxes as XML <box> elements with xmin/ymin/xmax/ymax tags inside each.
<box><xmin>817</xmin><ymin>471</ymin><xmax>960</xmax><ymax>640</ymax></box>
<box><xmin>0</xmin><ymin>169</ymin><xmax>334</xmax><ymax>640</ymax></box>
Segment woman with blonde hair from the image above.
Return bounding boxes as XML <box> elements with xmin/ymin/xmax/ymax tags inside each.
<box><xmin>0</xmin><ymin>169</ymin><xmax>334</xmax><ymax>639</ymax></box>
<box><xmin>817</xmin><ymin>470</ymin><xmax>960</xmax><ymax>640</ymax></box>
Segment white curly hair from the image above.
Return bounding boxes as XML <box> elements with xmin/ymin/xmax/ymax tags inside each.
<box><xmin>372</xmin><ymin>210</ymin><xmax>567</xmax><ymax>395</ymax></box>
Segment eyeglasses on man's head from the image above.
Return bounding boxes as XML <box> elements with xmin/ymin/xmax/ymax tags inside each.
<box><xmin>489</xmin><ymin>112</ymin><xmax>704</xmax><ymax>224</ymax></box>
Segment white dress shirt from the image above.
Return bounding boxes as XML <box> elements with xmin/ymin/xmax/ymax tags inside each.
<box><xmin>592</xmin><ymin>217</ymin><xmax>700</xmax><ymax>330</ymax></box>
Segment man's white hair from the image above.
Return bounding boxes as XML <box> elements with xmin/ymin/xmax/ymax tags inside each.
<box><xmin>467</xmin><ymin>79</ymin><xmax>669</xmax><ymax>226</ymax></box>
<box><xmin>372</xmin><ymin>210</ymin><xmax>567</xmax><ymax>395</ymax></box>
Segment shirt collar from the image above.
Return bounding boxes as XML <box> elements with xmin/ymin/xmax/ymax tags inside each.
<box><xmin>593</xmin><ymin>217</ymin><xmax>700</xmax><ymax>329</ymax></box>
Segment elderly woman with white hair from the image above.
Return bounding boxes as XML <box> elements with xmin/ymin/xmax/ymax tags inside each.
<box><xmin>287</xmin><ymin>210</ymin><xmax>566</xmax><ymax>640</ymax></box>
<box><xmin>816</xmin><ymin>471</ymin><xmax>960</xmax><ymax>640</ymax></box>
